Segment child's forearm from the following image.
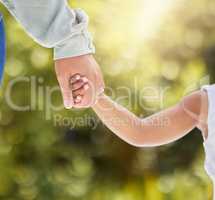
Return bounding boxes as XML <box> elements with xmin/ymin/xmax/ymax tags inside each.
<box><xmin>93</xmin><ymin>94</ymin><xmax>143</xmax><ymax>146</ymax></box>
<box><xmin>92</xmin><ymin>91</ymin><xmax>207</xmax><ymax>147</ymax></box>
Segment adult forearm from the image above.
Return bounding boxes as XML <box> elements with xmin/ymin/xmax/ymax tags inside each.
<box><xmin>1</xmin><ymin>0</ymin><xmax>94</xmax><ymax>59</ymax></box>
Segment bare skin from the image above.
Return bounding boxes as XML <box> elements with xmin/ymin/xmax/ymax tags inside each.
<box><xmin>55</xmin><ymin>54</ymin><xmax>104</xmax><ymax>109</ymax></box>
<box><xmin>70</xmin><ymin>74</ymin><xmax>209</xmax><ymax>147</ymax></box>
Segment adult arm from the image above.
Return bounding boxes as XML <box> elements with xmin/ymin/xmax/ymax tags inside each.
<box><xmin>1</xmin><ymin>0</ymin><xmax>94</xmax><ymax>58</ymax></box>
<box><xmin>1</xmin><ymin>0</ymin><xmax>104</xmax><ymax>108</ymax></box>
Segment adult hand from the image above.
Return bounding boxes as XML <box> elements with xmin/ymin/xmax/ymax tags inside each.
<box><xmin>55</xmin><ymin>54</ymin><xmax>104</xmax><ymax>109</ymax></box>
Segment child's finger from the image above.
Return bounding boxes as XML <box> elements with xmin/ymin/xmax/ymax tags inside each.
<box><xmin>74</xmin><ymin>95</ymin><xmax>83</xmax><ymax>104</ymax></box>
<box><xmin>73</xmin><ymin>83</ymin><xmax>89</xmax><ymax>97</ymax></box>
<box><xmin>69</xmin><ymin>73</ymin><xmax>81</xmax><ymax>84</ymax></box>
<box><xmin>71</xmin><ymin>80</ymin><xmax>85</xmax><ymax>91</ymax></box>
<box><xmin>70</xmin><ymin>76</ymin><xmax>88</xmax><ymax>90</ymax></box>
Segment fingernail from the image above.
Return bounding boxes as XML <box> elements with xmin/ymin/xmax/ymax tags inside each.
<box><xmin>84</xmin><ymin>84</ymin><xmax>89</xmax><ymax>90</ymax></box>
<box><xmin>75</xmin><ymin>97</ymin><xmax>81</xmax><ymax>103</ymax></box>
<box><xmin>76</xmin><ymin>95</ymin><xmax>82</xmax><ymax>101</ymax></box>
<box><xmin>82</xmin><ymin>77</ymin><xmax>88</xmax><ymax>83</ymax></box>
<box><xmin>76</xmin><ymin>75</ymin><xmax>81</xmax><ymax>80</ymax></box>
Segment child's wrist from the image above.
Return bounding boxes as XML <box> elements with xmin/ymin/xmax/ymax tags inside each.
<box><xmin>93</xmin><ymin>91</ymin><xmax>106</xmax><ymax>108</ymax></box>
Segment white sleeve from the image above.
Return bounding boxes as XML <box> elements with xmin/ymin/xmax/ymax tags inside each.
<box><xmin>202</xmin><ymin>84</ymin><xmax>215</xmax><ymax>140</ymax></box>
<box><xmin>1</xmin><ymin>0</ymin><xmax>95</xmax><ymax>60</ymax></box>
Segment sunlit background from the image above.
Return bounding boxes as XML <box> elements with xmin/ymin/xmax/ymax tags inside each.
<box><xmin>0</xmin><ymin>0</ymin><xmax>215</xmax><ymax>199</ymax></box>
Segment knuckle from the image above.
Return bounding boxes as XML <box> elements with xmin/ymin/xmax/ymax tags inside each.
<box><xmin>79</xmin><ymin>89</ymin><xmax>85</xmax><ymax>95</ymax></box>
<box><xmin>73</xmin><ymin>82</ymin><xmax>84</xmax><ymax>90</ymax></box>
<box><xmin>74</xmin><ymin>89</ymin><xmax>84</xmax><ymax>96</ymax></box>
<box><xmin>74</xmin><ymin>82</ymin><xmax>82</xmax><ymax>88</ymax></box>
<box><xmin>73</xmin><ymin>91</ymin><xmax>79</xmax><ymax>96</ymax></box>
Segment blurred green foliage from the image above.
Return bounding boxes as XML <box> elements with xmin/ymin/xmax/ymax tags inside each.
<box><xmin>0</xmin><ymin>0</ymin><xmax>215</xmax><ymax>199</ymax></box>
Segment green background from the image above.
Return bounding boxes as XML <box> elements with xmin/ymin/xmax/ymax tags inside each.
<box><xmin>0</xmin><ymin>0</ymin><xmax>215</xmax><ymax>199</ymax></box>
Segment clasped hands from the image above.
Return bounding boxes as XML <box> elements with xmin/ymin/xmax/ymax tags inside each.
<box><xmin>55</xmin><ymin>54</ymin><xmax>104</xmax><ymax>109</ymax></box>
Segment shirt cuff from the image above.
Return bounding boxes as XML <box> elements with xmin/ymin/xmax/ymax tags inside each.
<box><xmin>54</xmin><ymin>30</ymin><xmax>95</xmax><ymax>60</ymax></box>
<box><xmin>53</xmin><ymin>9</ymin><xmax>95</xmax><ymax>60</ymax></box>
<box><xmin>201</xmin><ymin>85</ymin><xmax>215</xmax><ymax>143</ymax></box>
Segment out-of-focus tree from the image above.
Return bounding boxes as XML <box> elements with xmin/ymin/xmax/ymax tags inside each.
<box><xmin>0</xmin><ymin>0</ymin><xmax>214</xmax><ymax>199</ymax></box>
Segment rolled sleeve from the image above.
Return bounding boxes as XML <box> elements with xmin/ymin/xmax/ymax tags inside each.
<box><xmin>53</xmin><ymin>9</ymin><xmax>95</xmax><ymax>60</ymax></box>
<box><xmin>1</xmin><ymin>0</ymin><xmax>95</xmax><ymax>59</ymax></box>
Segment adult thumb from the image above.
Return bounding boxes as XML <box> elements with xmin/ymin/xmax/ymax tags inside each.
<box><xmin>62</xmin><ymin>89</ymin><xmax>74</xmax><ymax>109</ymax></box>
<box><xmin>58</xmin><ymin>77</ymin><xmax>74</xmax><ymax>109</ymax></box>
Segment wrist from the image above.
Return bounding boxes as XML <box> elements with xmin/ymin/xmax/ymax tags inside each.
<box><xmin>93</xmin><ymin>92</ymin><xmax>106</xmax><ymax>108</ymax></box>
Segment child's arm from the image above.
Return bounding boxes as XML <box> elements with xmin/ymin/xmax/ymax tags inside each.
<box><xmin>92</xmin><ymin>92</ymin><xmax>208</xmax><ymax>147</ymax></box>
<box><xmin>70</xmin><ymin>74</ymin><xmax>208</xmax><ymax>147</ymax></box>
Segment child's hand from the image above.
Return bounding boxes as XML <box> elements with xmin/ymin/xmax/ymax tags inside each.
<box><xmin>69</xmin><ymin>73</ymin><xmax>90</xmax><ymax>105</ymax></box>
